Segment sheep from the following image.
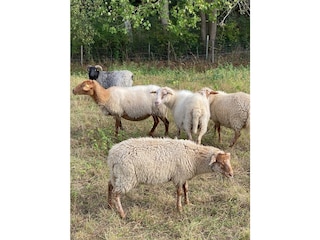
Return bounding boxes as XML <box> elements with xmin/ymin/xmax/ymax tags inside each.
<box><xmin>199</xmin><ymin>87</ymin><xmax>250</xmax><ymax>147</ymax></box>
<box><xmin>72</xmin><ymin>80</ymin><xmax>169</xmax><ymax>136</ymax></box>
<box><xmin>87</xmin><ymin>65</ymin><xmax>133</xmax><ymax>89</ymax></box>
<box><xmin>152</xmin><ymin>86</ymin><xmax>213</xmax><ymax>144</ymax></box>
<box><xmin>107</xmin><ymin>137</ymin><xmax>233</xmax><ymax>218</ymax></box>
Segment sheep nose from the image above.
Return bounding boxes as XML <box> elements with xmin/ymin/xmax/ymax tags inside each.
<box><xmin>155</xmin><ymin>101</ymin><xmax>160</xmax><ymax>106</ymax></box>
<box><xmin>72</xmin><ymin>89</ymin><xmax>76</xmax><ymax>95</ymax></box>
<box><xmin>226</xmin><ymin>172</ymin><xmax>233</xmax><ymax>178</ymax></box>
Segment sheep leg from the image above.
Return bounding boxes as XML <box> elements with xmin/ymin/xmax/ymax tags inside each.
<box><xmin>187</xmin><ymin>131</ymin><xmax>193</xmax><ymax>141</ymax></box>
<box><xmin>107</xmin><ymin>181</ymin><xmax>114</xmax><ymax>209</ymax></box>
<box><xmin>197</xmin><ymin>126</ymin><xmax>207</xmax><ymax>145</ymax></box>
<box><xmin>230</xmin><ymin>130</ymin><xmax>241</xmax><ymax>147</ymax></box>
<box><xmin>176</xmin><ymin>128</ymin><xmax>181</xmax><ymax>138</ymax></box>
<box><xmin>176</xmin><ymin>185</ymin><xmax>183</xmax><ymax>213</ymax></box>
<box><xmin>183</xmin><ymin>181</ymin><xmax>190</xmax><ymax>205</ymax></box>
<box><xmin>113</xmin><ymin>191</ymin><xmax>126</xmax><ymax>219</ymax></box>
<box><xmin>160</xmin><ymin>117</ymin><xmax>170</xmax><ymax>136</ymax></box>
<box><xmin>197</xmin><ymin>129</ymin><xmax>205</xmax><ymax>144</ymax></box>
<box><xmin>119</xmin><ymin>120</ymin><xmax>124</xmax><ymax>130</ymax></box>
<box><xmin>148</xmin><ymin>116</ymin><xmax>159</xmax><ymax>137</ymax></box>
<box><xmin>114</xmin><ymin>117</ymin><xmax>122</xmax><ymax>136</ymax></box>
<box><xmin>197</xmin><ymin>135</ymin><xmax>202</xmax><ymax>145</ymax></box>
<box><xmin>215</xmin><ymin>123</ymin><xmax>221</xmax><ymax>143</ymax></box>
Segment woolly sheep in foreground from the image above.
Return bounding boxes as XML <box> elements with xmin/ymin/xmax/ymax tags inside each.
<box><xmin>152</xmin><ymin>86</ymin><xmax>213</xmax><ymax>144</ymax></box>
<box><xmin>87</xmin><ymin>65</ymin><xmax>133</xmax><ymax>89</ymax></box>
<box><xmin>199</xmin><ymin>87</ymin><xmax>250</xmax><ymax>147</ymax></box>
<box><xmin>107</xmin><ymin>137</ymin><xmax>233</xmax><ymax>219</ymax></box>
<box><xmin>73</xmin><ymin>80</ymin><xmax>169</xmax><ymax>136</ymax></box>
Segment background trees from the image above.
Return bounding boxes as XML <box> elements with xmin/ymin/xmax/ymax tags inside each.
<box><xmin>70</xmin><ymin>0</ymin><xmax>250</xmax><ymax>63</ymax></box>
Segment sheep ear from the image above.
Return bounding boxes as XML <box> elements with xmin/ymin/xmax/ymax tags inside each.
<box><xmin>216</xmin><ymin>152</ymin><xmax>231</xmax><ymax>163</ymax></box>
<box><xmin>208</xmin><ymin>155</ymin><xmax>216</xmax><ymax>166</ymax></box>
<box><xmin>83</xmin><ymin>84</ymin><xmax>91</xmax><ymax>91</ymax></box>
<box><xmin>210</xmin><ymin>91</ymin><xmax>219</xmax><ymax>95</ymax></box>
<box><xmin>83</xmin><ymin>81</ymin><xmax>92</xmax><ymax>91</ymax></box>
<box><xmin>165</xmin><ymin>88</ymin><xmax>173</xmax><ymax>95</ymax></box>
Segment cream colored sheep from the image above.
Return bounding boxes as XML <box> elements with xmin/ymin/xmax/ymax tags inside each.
<box><xmin>73</xmin><ymin>80</ymin><xmax>169</xmax><ymax>136</ymax></box>
<box><xmin>107</xmin><ymin>137</ymin><xmax>233</xmax><ymax>218</ymax></box>
<box><xmin>152</xmin><ymin>86</ymin><xmax>212</xmax><ymax>144</ymax></box>
<box><xmin>199</xmin><ymin>87</ymin><xmax>250</xmax><ymax>147</ymax></box>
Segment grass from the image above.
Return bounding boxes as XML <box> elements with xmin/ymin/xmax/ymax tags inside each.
<box><xmin>70</xmin><ymin>62</ymin><xmax>250</xmax><ymax>240</ymax></box>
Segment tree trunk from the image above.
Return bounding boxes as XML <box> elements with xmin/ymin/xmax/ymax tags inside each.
<box><xmin>208</xmin><ymin>9</ymin><xmax>217</xmax><ymax>63</ymax></box>
<box><xmin>160</xmin><ymin>0</ymin><xmax>169</xmax><ymax>29</ymax></box>
<box><xmin>124</xmin><ymin>20</ymin><xmax>133</xmax><ymax>43</ymax></box>
<box><xmin>200</xmin><ymin>11</ymin><xmax>207</xmax><ymax>46</ymax></box>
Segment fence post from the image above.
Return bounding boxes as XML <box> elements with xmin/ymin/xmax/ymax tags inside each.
<box><xmin>206</xmin><ymin>35</ymin><xmax>209</xmax><ymax>60</ymax></box>
<box><xmin>211</xmin><ymin>40</ymin><xmax>215</xmax><ymax>64</ymax></box>
<box><xmin>167</xmin><ymin>41</ymin><xmax>170</xmax><ymax>64</ymax></box>
<box><xmin>80</xmin><ymin>45</ymin><xmax>83</xmax><ymax>66</ymax></box>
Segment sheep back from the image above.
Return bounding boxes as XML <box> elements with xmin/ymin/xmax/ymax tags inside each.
<box><xmin>107</xmin><ymin>137</ymin><xmax>223</xmax><ymax>194</ymax></box>
<box><xmin>210</xmin><ymin>92</ymin><xmax>250</xmax><ymax>131</ymax></box>
<box><xmin>103</xmin><ymin>85</ymin><xmax>167</xmax><ymax>119</ymax></box>
<box><xmin>180</xmin><ymin>92</ymin><xmax>211</xmax><ymax>134</ymax></box>
<box><xmin>158</xmin><ymin>89</ymin><xmax>193</xmax><ymax>128</ymax></box>
<box><xmin>97</xmin><ymin>70</ymin><xmax>133</xmax><ymax>89</ymax></box>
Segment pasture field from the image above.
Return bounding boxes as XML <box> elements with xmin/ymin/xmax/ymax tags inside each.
<box><xmin>70</xmin><ymin>62</ymin><xmax>250</xmax><ymax>240</ymax></box>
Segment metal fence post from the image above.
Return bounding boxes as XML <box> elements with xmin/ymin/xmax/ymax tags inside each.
<box><xmin>206</xmin><ymin>35</ymin><xmax>209</xmax><ymax>60</ymax></box>
<box><xmin>80</xmin><ymin>45</ymin><xmax>83</xmax><ymax>66</ymax></box>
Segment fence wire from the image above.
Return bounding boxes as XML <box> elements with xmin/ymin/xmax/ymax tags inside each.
<box><xmin>71</xmin><ymin>44</ymin><xmax>249</xmax><ymax>65</ymax></box>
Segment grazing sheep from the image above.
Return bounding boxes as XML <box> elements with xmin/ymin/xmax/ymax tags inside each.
<box><xmin>200</xmin><ymin>87</ymin><xmax>250</xmax><ymax>147</ymax></box>
<box><xmin>87</xmin><ymin>65</ymin><xmax>133</xmax><ymax>89</ymax></box>
<box><xmin>73</xmin><ymin>80</ymin><xmax>169</xmax><ymax>136</ymax></box>
<box><xmin>107</xmin><ymin>137</ymin><xmax>233</xmax><ymax>218</ymax></box>
<box><xmin>152</xmin><ymin>86</ymin><xmax>212</xmax><ymax>144</ymax></box>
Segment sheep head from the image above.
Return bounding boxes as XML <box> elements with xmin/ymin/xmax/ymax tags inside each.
<box><xmin>87</xmin><ymin>65</ymin><xmax>103</xmax><ymax>80</ymax></box>
<box><xmin>198</xmin><ymin>87</ymin><xmax>219</xmax><ymax>98</ymax></box>
<box><xmin>153</xmin><ymin>87</ymin><xmax>174</xmax><ymax>106</ymax></box>
<box><xmin>209</xmin><ymin>152</ymin><xmax>233</xmax><ymax>178</ymax></box>
<box><xmin>73</xmin><ymin>80</ymin><xmax>95</xmax><ymax>96</ymax></box>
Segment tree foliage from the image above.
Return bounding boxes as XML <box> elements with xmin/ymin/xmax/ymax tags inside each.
<box><xmin>70</xmin><ymin>0</ymin><xmax>250</xmax><ymax>61</ymax></box>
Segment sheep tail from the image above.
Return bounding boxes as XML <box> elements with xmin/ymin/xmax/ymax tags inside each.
<box><xmin>192</xmin><ymin>110</ymin><xmax>201</xmax><ymax>134</ymax></box>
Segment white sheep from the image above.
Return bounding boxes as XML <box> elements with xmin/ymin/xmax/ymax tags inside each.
<box><xmin>199</xmin><ymin>87</ymin><xmax>250</xmax><ymax>147</ymax></box>
<box><xmin>87</xmin><ymin>65</ymin><xmax>133</xmax><ymax>89</ymax></box>
<box><xmin>107</xmin><ymin>137</ymin><xmax>233</xmax><ymax>218</ymax></box>
<box><xmin>73</xmin><ymin>80</ymin><xmax>169</xmax><ymax>136</ymax></box>
<box><xmin>152</xmin><ymin>86</ymin><xmax>212</xmax><ymax>144</ymax></box>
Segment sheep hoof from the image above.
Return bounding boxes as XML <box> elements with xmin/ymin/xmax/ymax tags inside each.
<box><xmin>119</xmin><ymin>212</ymin><xmax>126</xmax><ymax>219</ymax></box>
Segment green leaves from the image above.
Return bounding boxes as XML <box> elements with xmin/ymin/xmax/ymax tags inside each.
<box><xmin>70</xmin><ymin>0</ymin><xmax>250</xmax><ymax>60</ymax></box>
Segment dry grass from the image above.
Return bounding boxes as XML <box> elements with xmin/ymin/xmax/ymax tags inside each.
<box><xmin>70</xmin><ymin>63</ymin><xmax>250</xmax><ymax>240</ymax></box>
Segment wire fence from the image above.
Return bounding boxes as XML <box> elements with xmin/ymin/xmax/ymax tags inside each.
<box><xmin>71</xmin><ymin>43</ymin><xmax>250</xmax><ymax>66</ymax></box>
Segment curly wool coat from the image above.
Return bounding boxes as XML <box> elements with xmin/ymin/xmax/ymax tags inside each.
<box><xmin>107</xmin><ymin>137</ymin><xmax>230</xmax><ymax>194</ymax></box>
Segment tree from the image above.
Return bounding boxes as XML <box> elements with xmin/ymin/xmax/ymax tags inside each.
<box><xmin>70</xmin><ymin>0</ymin><xmax>250</xmax><ymax>62</ymax></box>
